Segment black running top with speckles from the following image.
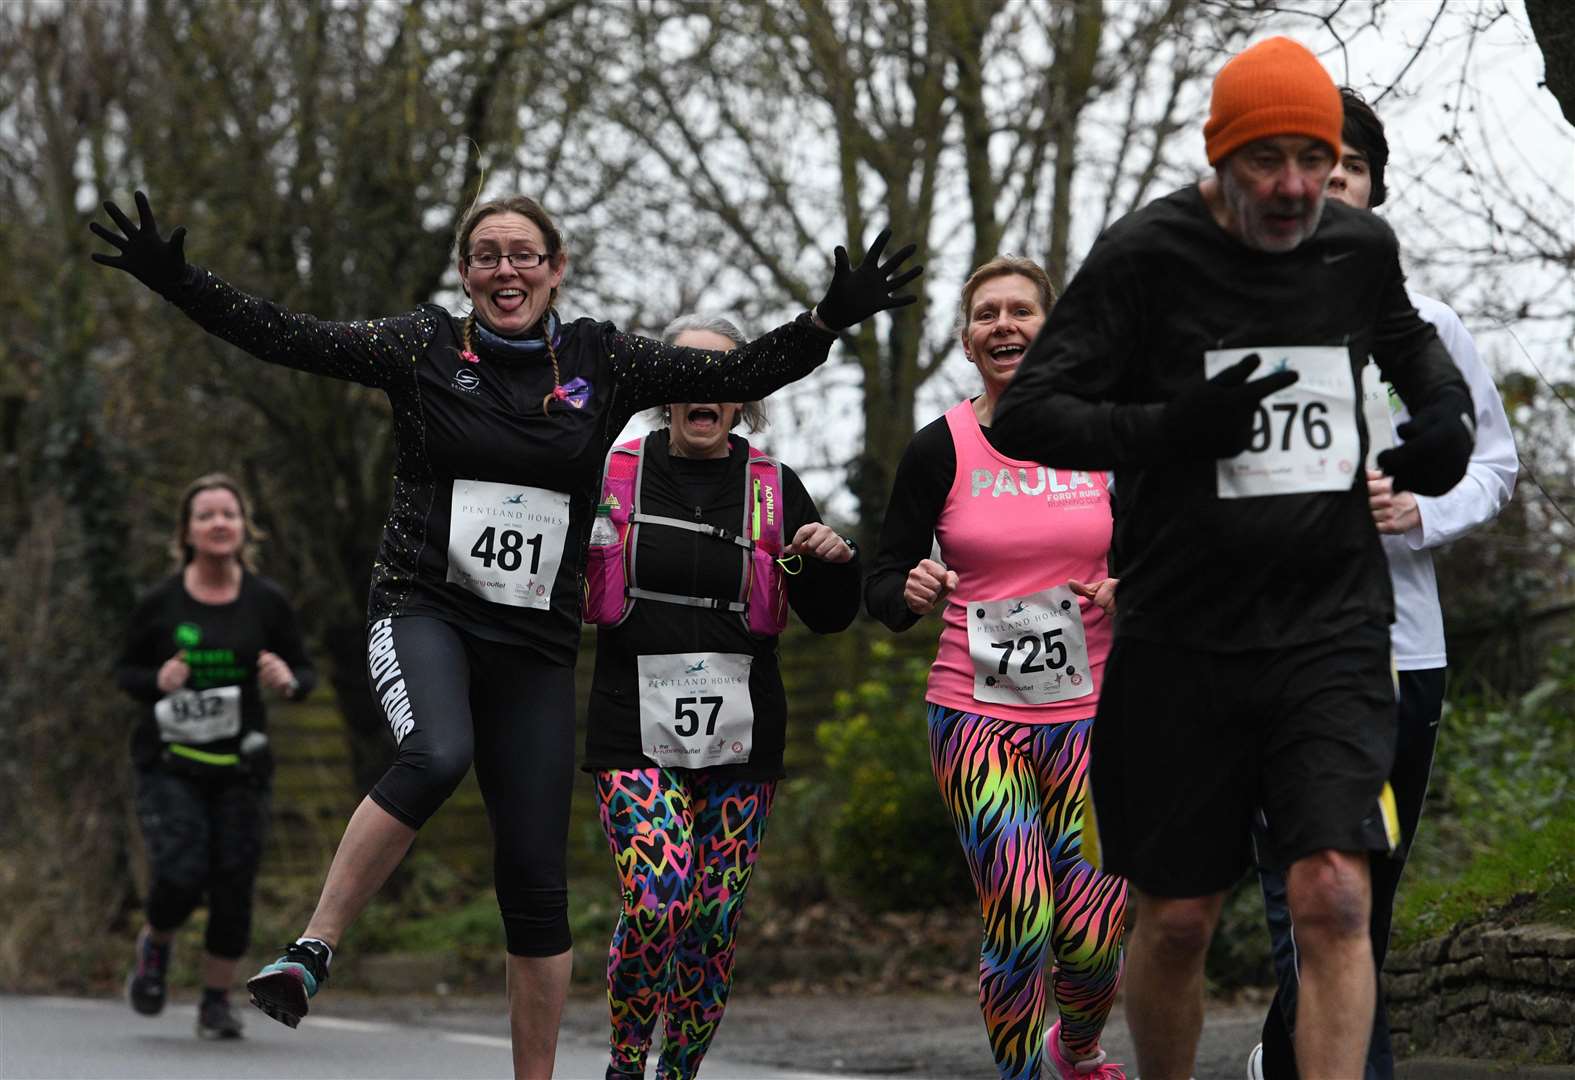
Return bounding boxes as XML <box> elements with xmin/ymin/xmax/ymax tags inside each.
<box><xmin>169</xmin><ymin>267</ymin><xmax>838</xmax><ymax>665</ymax></box>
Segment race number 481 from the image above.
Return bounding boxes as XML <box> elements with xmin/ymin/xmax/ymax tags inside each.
<box><xmin>468</xmin><ymin>526</ymin><xmax>542</xmax><ymax>573</ymax></box>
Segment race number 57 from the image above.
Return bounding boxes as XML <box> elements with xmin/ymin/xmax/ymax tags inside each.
<box><xmin>674</xmin><ymin>696</ymin><xmax>723</xmax><ymax>737</ymax></box>
<box><xmin>1251</xmin><ymin>401</ymin><xmax>1332</xmax><ymax>453</ymax></box>
<box><xmin>991</xmin><ymin>629</ymin><xmax>1067</xmax><ymax>674</ymax></box>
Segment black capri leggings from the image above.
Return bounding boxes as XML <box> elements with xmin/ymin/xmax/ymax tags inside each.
<box><xmin>135</xmin><ymin>767</ymin><xmax>268</xmax><ymax>959</ymax></box>
<box><xmin>365</xmin><ymin>615</ymin><xmax>575</xmax><ymax>957</ymax></box>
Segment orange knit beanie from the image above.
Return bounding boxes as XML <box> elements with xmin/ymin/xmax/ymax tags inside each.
<box><xmin>1204</xmin><ymin>37</ymin><xmax>1342</xmax><ymax>166</ymax></box>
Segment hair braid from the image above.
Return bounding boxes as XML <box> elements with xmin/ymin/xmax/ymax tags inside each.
<box><xmin>460</xmin><ymin>313</ymin><xmax>477</xmax><ymax>362</ymax></box>
<box><xmin>540</xmin><ymin>313</ymin><xmax>564</xmax><ymax>415</ymax></box>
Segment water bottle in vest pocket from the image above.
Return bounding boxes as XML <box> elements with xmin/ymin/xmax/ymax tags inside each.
<box><xmin>582</xmin><ymin>443</ymin><xmax>639</xmax><ymax>626</ymax></box>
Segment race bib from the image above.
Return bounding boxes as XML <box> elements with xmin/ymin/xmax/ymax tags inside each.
<box><xmin>966</xmin><ymin>585</ymin><xmax>1093</xmax><ymax>706</ymax></box>
<box><xmin>446</xmin><ymin>479</ymin><xmax>570</xmax><ymax>609</ymax></box>
<box><xmin>637</xmin><ymin>652</ymin><xmax>754</xmax><ymax>768</ymax></box>
<box><xmin>154</xmin><ymin>685</ymin><xmax>242</xmax><ymax>744</ymax></box>
<box><xmin>1361</xmin><ymin>361</ymin><xmax>1397</xmax><ymax>471</ymax></box>
<box><xmin>1205</xmin><ymin>346</ymin><xmax>1360</xmax><ymax>499</ymax></box>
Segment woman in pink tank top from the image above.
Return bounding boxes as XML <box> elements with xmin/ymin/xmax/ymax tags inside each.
<box><xmin>865</xmin><ymin>257</ymin><xmax>1128</xmax><ymax>1080</ymax></box>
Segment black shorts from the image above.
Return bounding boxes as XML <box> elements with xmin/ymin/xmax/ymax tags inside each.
<box><xmin>1087</xmin><ymin>621</ymin><xmax>1397</xmax><ymax>898</ymax></box>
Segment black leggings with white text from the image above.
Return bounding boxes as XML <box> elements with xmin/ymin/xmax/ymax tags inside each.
<box><xmin>366</xmin><ymin>615</ymin><xmax>575</xmax><ymax>956</ymax></box>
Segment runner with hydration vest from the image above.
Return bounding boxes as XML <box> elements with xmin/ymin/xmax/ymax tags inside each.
<box><xmin>90</xmin><ymin>189</ymin><xmax>918</xmax><ymax>1078</ymax></box>
<box><xmin>582</xmin><ymin>313</ymin><xmax>860</xmax><ymax>1080</ymax></box>
<box><xmin>866</xmin><ymin>257</ymin><xmax>1127</xmax><ymax>1080</ymax></box>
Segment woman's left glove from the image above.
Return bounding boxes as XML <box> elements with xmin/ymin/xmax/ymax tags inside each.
<box><xmin>814</xmin><ymin>227</ymin><xmax>922</xmax><ymax>331</ymax></box>
<box><xmin>90</xmin><ymin>190</ymin><xmax>189</xmax><ymax>298</ymax></box>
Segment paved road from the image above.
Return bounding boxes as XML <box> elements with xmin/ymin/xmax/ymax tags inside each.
<box><xmin>0</xmin><ymin>995</ymin><xmax>838</xmax><ymax>1080</ymax></box>
<box><xmin>8</xmin><ymin>992</ymin><xmax>1563</xmax><ymax>1079</ymax></box>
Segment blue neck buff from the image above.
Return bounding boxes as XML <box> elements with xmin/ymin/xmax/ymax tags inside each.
<box><xmin>473</xmin><ymin>312</ymin><xmax>560</xmax><ymax>356</ymax></box>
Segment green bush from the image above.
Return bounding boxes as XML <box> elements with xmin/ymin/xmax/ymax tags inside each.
<box><xmin>1393</xmin><ymin>640</ymin><xmax>1575</xmax><ymax>947</ymax></box>
<box><xmin>810</xmin><ymin>639</ymin><xmax>975</xmax><ymax>912</ymax></box>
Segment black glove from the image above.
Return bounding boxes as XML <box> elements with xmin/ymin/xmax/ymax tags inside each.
<box><xmin>90</xmin><ymin>190</ymin><xmax>188</xmax><ymax>298</ymax></box>
<box><xmin>1162</xmin><ymin>354</ymin><xmax>1301</xmax><ymax>458</ymax></box>
<box><xmin>814</xmin><ymin>227</ymin><xmax>922</xmax><ymax>331</ymax></box>
<box><xmin>1376</xmin><ymin>387</ymin><xmax>1475</xmax><ymax>496</ymax></box>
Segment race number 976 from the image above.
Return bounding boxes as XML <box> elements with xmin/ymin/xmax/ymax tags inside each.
<box><xmin>1250</xmin><ymin>401</ymin><xmax>1332</xmax><ymax>453</ymax></box>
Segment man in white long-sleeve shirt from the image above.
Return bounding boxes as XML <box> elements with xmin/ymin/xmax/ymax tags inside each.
<box><xmin>1250</xmin><ymin>87</ymin><xmax>1520</xmax><ymax>1080</ymax></box>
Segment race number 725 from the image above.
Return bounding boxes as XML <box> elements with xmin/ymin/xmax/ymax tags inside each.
<box><xmin>991</xmin><ymin>629</ymin><xmax>1067</xmax><ymax>674</ymax></box>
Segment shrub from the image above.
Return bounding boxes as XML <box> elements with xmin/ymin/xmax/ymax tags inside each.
<box><xmin>810</xmin><ymin>639</ymin><xmax>975</xmax><ymax>912</ymax></box>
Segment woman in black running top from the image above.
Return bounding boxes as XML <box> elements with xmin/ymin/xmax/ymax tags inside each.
<box><xmin>117</xmin><ymin>473</ymin><xmax>316</xmax><ymax>1041</ymax></box>
<box><xmin>583</xmin><ymin>314</ymin><xmax>860</xmax><ymax>1080</ymax></box>
<box><xmin>92</xmin><ymin>190</ymin><xmax>918</xmax><ymax>1077</ymax></box>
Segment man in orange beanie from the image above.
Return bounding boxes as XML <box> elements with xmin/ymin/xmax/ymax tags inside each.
<box><xmin>993</xmin><ymin>36</ymin><xmax>1477</xmax><ymax>1080</ymax></box>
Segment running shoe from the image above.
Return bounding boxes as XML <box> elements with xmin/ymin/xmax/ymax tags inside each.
<box><xmin>1047</xmin><ymin>1019</ymin><xmax>1127</xmax><ymax>1079</ymax></box>
<box><xmin>125</xmin><ymin>930</ymin><xmax>170</xmax><ymax>1016</ymax></box>
<box><xmin>196</xmin><ymin>995</ymin><xmax>245</xmax><ymax>1039</ymax></box>
<box><xmin>246</xmin><ymin>939</ymin><xmax>331</xmax><ymax>1029</ymax></box>
<box><xmin>1247</xmin><ymin>1041</ymin><xmax>1265</xmax><ymax>1080</ymax></box>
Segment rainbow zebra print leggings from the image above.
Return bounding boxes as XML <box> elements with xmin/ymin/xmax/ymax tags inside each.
<box><xmin>595</xmin><ymin>768</ymin><xmax>776</xmax><ymax>1080</ymax></box>
<box><xmin>928</xmin><ymin>704</ymin><xmax>1128</xmax><ymax>1080</ymax></box>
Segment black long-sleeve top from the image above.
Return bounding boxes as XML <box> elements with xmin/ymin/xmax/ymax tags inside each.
<box><xmin>864</xmin><ymin>412</ymin><xmax>995</xmax><ymax>632</ymax></box>
<box><xmin>116</xmin><ymin>571</ymin><xmax>317</xmax><ymax>768</ymax></box>
<box><xmin>583</xmin><ymin>429</ymin><xmax>859</xmax><ymax>781</ymax></box>
<box><xmin>166</xmin><ymin>268</ymin><xmax>836</xmax><ymax>665</ymax></box>
<box><xmin>992</xmin><ymin>186</ymin><xmax>1469</xmax><ymax>651</ymax></box>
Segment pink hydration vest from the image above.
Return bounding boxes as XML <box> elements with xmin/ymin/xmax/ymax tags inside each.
<box><xmin>927</xmin><ymin>400</ymin><xmax>1115</xmax><ymax>724</ymax></box>
<box><xmin>582</xmin><ymin>433</ymin><xmax>789</xmax><ymax>637</ymax></box>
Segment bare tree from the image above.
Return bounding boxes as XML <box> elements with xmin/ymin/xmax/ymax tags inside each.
<box><xmin>1525</xmin><ymin>0</ymin><xmax>1575</xmax><ymax>124</ymax></box>
<box><xmin>581</xmin><ymin>0</ymin><xmax>1256</xmax><ymax>545</ymax></box>
<box><xmin>1</xmin><ymin>0</ymin><xmax>583</xmax><ymax>798</ymax></box>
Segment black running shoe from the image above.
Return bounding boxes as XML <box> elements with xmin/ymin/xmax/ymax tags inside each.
<box><xmin>126</xmin><ymin>931</ymin><xmax>171</xmax><ymax>1017</ymax></box>
<box><xmin>196</xmin><ymin>996</ymin><xmax>245</xmax><ymax>1039</ymax></box>
<box><xmin>246</xmin><ymin>940</ymin><xmax>331</xmax><ymax>1029</ymax></box>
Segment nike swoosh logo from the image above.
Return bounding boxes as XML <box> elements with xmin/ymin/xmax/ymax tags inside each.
<box><xmin>1322</xmin><ymin>250</ymin><xmax>1356</xmax><ymax>264</ymax></box>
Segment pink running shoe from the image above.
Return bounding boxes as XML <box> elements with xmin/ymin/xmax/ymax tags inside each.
<box><xmin>1046</xmin><ymin>1020</ymin><xmax>1127</xmax><ymax>1079</ymax></box>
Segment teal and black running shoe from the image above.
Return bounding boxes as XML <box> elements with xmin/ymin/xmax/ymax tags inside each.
<box><xmin>245</xmin><ymin>940</ymin><xmax>330</xmax><ymax>1029</ymax></box>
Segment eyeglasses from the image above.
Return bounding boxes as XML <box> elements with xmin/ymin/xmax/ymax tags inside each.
<box><xmin>466</xmin><ymin>251</ymin><xmax>550</xmax><ymax>270</ymax></box>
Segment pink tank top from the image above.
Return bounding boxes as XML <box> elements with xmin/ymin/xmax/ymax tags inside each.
<box><xmin>927</xmin><ymin>400</ymin><xmax>1114</xmax><ymax>724</ymax></box>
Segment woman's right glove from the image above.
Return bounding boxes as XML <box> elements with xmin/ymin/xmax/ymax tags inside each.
<box><xmin>814</xmin><ymin>227</ymin><xmax>922</xmax><ymax>331</ymax></box>
<box><xmin>90</xmin><ymin>190</ymin><xmax>189</xmax><ymax>298</ymax></box>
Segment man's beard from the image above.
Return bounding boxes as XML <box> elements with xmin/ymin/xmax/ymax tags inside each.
<box><xmin>1222</xmin><ymin>169</ymin><xmax>1326</xmax><ymax>253</ymax></box>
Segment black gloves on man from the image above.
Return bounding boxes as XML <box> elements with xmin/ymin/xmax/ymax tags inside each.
<box><xmin>1377</xmin><ymin>387</ymin><xmax>1476</xmax><ymax>495</ymax></box>
<box><xmin>1162</xmin><ymin>354</ymin><xmax>1300</xmax><ymax>459</ymax></box>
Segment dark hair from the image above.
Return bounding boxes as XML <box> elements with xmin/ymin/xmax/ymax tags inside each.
<box><xmin>955</xmin><ymin>255</ymin><xmax>1057</xmax><ymax>340</ymax></box>
<box><xmin>658</xmin><ymin>314</ymin><xmax>768</xmax><ymax>433</ymax></box>
<box><xmin>171</xmin><ymin>472</ymin><xmax>264</xmax><ymax>570</ymax></box>
<box><xmin>1339</xmin><ymin>87</ymin><xmax>1388</xmax><ymax>207</ymax></box>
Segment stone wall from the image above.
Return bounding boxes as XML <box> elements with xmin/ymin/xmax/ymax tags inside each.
<box><xmin>1387</xmin><ymin>922</ymin><xmax>1575</xmax><ymax>1064</ymax></box>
